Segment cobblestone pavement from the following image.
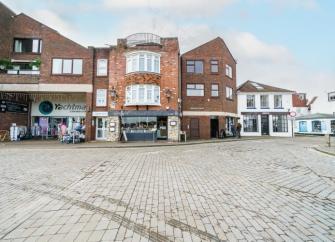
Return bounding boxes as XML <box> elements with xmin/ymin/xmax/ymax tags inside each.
<box><xmin>0</xmin><ymin>137</ymin><xmax>334</xmax><ymax>241</ymax></box>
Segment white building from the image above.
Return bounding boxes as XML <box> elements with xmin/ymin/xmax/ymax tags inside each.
<box><xmin>295</xmin><ymin>113</ymin><xmax>335</xmax><ymax>135</ymax></box>
<box><xmin>237</xmin><ymin>81</ymin><xmax>294</xmax><ymax>137</ymax></box>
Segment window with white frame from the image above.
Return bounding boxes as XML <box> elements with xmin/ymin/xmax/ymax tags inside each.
<box><xmin>210</xmin><ymin>60</ymin><xmax>219</xmax><ymax>73</ymax></box>
<box><xmin>52</xmin><ymin>58</ymin><xmax>83</xmax><ymax>75</ymax></box>
<box><xmin>260</xmin><ymin>95</ymin><xmax>269</xmax><ymax>108</ymax></box>
<box><xmin>96</xmin><ymin>89</ymin><xmax>107</xmax><ymax>106</ymax></box>
<box><xmin>186</xmin><ymin>84</ymin><xmax>204</xmax><ymax>96</ymax></box>
<box><xmin>125</xmin><ymin>85</ymin><xmax>160</xmax><ymax>105</ymax></box>
<box><xmin>225</xmin><ymin>64</ymin><xmax>232</xmax><ymax>78</ymax></box>
<box><xmin>226</xmin><ymin>87</ymin><xmax>233</xmax><ymax>100</ymax></box>
<box><xmin>211</xmin><ymin>84</ymin><xmax>219</xmax><ymax>97</ymax></box>
<box><xmin>274</xmin><ymin>95</ymin><xmax>283</xmax><ymax>108</ymax></box>
<box><xmin>247</xmin><ymin>95</ymin><xmax>255</xmax><ymax>108</ymax></box>
<box><xmin>97</xmin><ymin>59</ymin><xmax>108</xmax><ymax>76</ymax></box>
<box><xmin>273</xmin><ymin>115</ymin><xmax>288</xmax><ymax>132</ymax></box>
<box><xmin>126</xmin><ymin>51</ymin><xmax>160</xmax><ymax>74</ymax></box>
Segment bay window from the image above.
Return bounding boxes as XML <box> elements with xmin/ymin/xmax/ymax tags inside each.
<box><xmin>126</xmin><ymin>51</ymin><xmax>160</xmax><ymax>74</ymax></box>
<box><xmin>125</xmin><ymin>85</ymin><xmax>160</xmax><ymax>105</ymax></box>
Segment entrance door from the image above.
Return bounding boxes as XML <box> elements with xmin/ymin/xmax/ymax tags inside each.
<box><xmin>190</xmin><ymin>118</ymin><xmax>200</xmax><ymax>139</ymax></box>
<box><xmin>96</xmin><ymin>118</ymin><xmax>107</xmax><ymax>140</ymax></box>
<box><xmin>210</xmin><ymin>118</ymin><xmax>219</xmax><ymax>138</ymax></box>
<box><xmin>261</xmin><ymin>114</ymin><xmax>269</xmax><ymax>135</ymax></box>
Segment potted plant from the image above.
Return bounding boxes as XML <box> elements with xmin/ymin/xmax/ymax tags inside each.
<box><xmin>29</xmin><ymin>58</ymin><xmax>41</xmax><ymax>70</ymax></box>
<box><xmin>0</xmin><ymin>58</ymin><xmax>13</xmax><ymax>73</ymax></box>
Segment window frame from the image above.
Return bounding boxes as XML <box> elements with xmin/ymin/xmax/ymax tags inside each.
<box><xmin>226</xmin><ymin>86</ymin><xmax>233</xmax><ymax>100</ymax></box>
<box><xmin>125</xmin><ymin>84</ymin><xmax>160</xmax><ymax>106</ymax></box>
<box><xmin>51</xmin><ymin>58</ymin><xmax>83</xmax><ymax>75</ymax></box>
<box><xmin>243</xmin><ymin>114</ymin><xmax>258</xmax><ymax>132</ymax></box>
<box><xmin>274</xmin><ymin>95</ymin><xmax>283</xmax><ymax>109</ymax></box>
<box><xmin>225</xmin><ymin>64</ymin><xmax>233</xmax><ymax>78</ymax></box>
<box><xmin>96</xmin><ymin>89</ymin><xmax>107</xmax><ymax>107</ymax></box>
<box><xmin>186</xmin><ymin>60</ymin><xmax>204</xmax><ymax>74</ymax></box>
<box><xmin>13</xmin><ymin>38</ymin><xmax>43</xmax><ymax>54</ymax></box>
<box><xmin>272</xmin><ymin>114</ymin><xmax>288</xmax><ymax>133</ymax></box>
<box><xmin>312</xmin><ymin>120</ymin><xmax>322</xmax><ymax>132</ymax></box>
<box><xmin>211</xmin><ymin>83</ymin><xmax>219</xmax><ymax>97</ymax></box>
<box><xmin>210</xmin><ymin>60</ymin><xmax>219</xmax><ymax>73</ymax></box>
<box><xmin>246</xmin><ymin>95</ymin><xmax>256</xmax><ymax>109</ymax></box>
<box><xmin>186</xmin><ymin>83</ymin><xmax>205</xmax><ymax>96</ymax></box>
<box><xmin>260</xmin><ymin>95</ymin><xmax>269</xmax><ymax>109</ymax></box>
<box><xmin>97</xmin><ymin>59</ymin><xmax>108</xmax><ymax>76</ymax></box>
<box><xmin>125</xmin><ymin>51</ymin><xmax>160</xmax><ymax>74</ymax></box>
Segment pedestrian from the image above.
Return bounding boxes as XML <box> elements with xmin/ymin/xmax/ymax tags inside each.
<box><xmin>236</xmin><ymin>122</ymin><xmax>241</xmax><ymax>138</ymax></box>
<box><xmin>231</xmin><ymin>124</ymin><xmax>236</xmax><ymax>137</ymax></box>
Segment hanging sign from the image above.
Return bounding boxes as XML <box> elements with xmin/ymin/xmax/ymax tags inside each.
<box><xmin>0</xmin><ymin>100</ymin><xmax>28</xmax><ymax>113</ymax></box>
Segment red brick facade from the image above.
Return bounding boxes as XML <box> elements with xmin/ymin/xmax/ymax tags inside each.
<box><xmin>181</xmin><ymin>37</ymin><xmax>238</xmax><ymax>139</ymax></box>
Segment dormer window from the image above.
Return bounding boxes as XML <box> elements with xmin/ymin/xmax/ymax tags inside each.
<box><xmin>14</xmin><ymin>38</ymin><xmax>42</xmax><ymax>53</ymax></box>
<box><xmin>126</xmin><ymin>51</ymin><xmax>160</xmax><ymax>74</ymax></box>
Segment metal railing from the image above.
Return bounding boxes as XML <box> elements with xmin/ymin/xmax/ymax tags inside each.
<box><xmin>126</xmin><ymin>33</ymin><xmax>161</xmax><ymax>47</ymax></box>
<box><xmin>7</xmin><ymin>69</ymin><xmax>40</xmax><ymax>75</ymax></box>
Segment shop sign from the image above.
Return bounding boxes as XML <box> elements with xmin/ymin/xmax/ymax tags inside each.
<box><xmin>0</xmin><ymin>100</ymin><xmax>28</xmax><ymax>113</ymax></box>
<box><xmin>92</xmin><ymin>111</ymin><xmax>108</xmax><ymax>117</ymax></box>
<box><xmin>31</xmin><ymin>100</ymin><xmax>87</xmax><ymax>116</ymax></box>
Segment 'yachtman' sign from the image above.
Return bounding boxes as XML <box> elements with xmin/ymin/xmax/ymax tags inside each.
<box><xmin>31</xmin><ymin>100</ymin><xmax>87</xmax><ymax>117</ymax></box>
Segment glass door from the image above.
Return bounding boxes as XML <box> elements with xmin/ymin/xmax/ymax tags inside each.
<box><xmin>96</xmin><ymin>118</ymin><xmax>107</xmax><ymax>140</ymax></box>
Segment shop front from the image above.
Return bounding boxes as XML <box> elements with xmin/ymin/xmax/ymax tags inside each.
<box><xmin>107</xmin><ymin>110</ymin><xmax>180</xmax><ymax>142</ymax></box>
<box><xmin>31</xmin><ymin>99</ymin><xmax>87</xmax><ymax>140</ymax></box>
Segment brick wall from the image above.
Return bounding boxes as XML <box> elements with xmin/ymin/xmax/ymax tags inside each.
<box><xmin>0</xmin><ymin>2</ymin><xmax>14</xmax><ymax>59</ymax></box>
<box><xmin>109</xmin><ymin>38</ymin><xmax>180</xmax><ymax>112</ymax></box>
<box><xmin>181</xmin><ymin>37</ymin><xmax>237</xmax><ymax>114</ymax></box>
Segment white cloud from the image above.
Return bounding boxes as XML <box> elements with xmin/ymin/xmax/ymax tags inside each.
<box><xmin>102</xmin><ymin>0</ymin><xmax>235</xmax><ymax>15</ymax></box>
<box><xmin>249</xmin><ymin>0</ymin><xmax>319</xmax><ymax>10</ymax></box>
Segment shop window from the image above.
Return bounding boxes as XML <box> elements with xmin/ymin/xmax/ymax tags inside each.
<box><xmin>273</xmin><ymin>115</ymin><xmax>288</xmax><ymax>132</ymax></box>
<box><xmin>247</xmin><ymin>95</ymin><xmax>255</xmax><ymax>108</ymax></box>
<box><xmin>186</xmin><ymin>84</ymin><xmax>204</xmax><ymax>96</ymax></box>
<box><xmin>243</xmin><ymin>115</ymin><xmax>258</xmax><ymax>132</ymax></box>
<box><xmin>126</xmin><ymin>51</ymin><xmax>160</xmax><ymax>74</ymax></box>
<box><xmin>96</xmin><ymin>89</ymin><xmax>107</xmax><ymax>107</ymax></box>
<box><xmin>211</xmin><ymin>84</ymin><xmax>219</xmax><ymax>97</ymax></box>
<box><xmin>14</xmin><ymin>38</ymin><xmax>42</xmax><ymax>53</ymax></box>
<box><xmin>210</xmin><ymin>60</ymin><xmax>219</xmax><ymax>73</ymax></box>
<box><xmin>260</xmin><ymin>95</ymin><xmax>269</xmax><ymax>109</ymax></box>
<box><xmin>299</xmin><ymin>121</ymin><xmax>307</xmax><ymax>132</ymax></box>
<box><xmin>125</xmin><ymin>84</ymin><xmax>160</xmax><ymax>105</ymax></box>
<box><xmin>186</xmin><ymin>60</ymin><xmax>203</xmax><ymax>74</ymax></box>
<box><xmin>97</xmin><ymin>59</ymin><xmax>108</xmax><ymax>76</ymax></box>
<box><xmin>274</xmin><ymin>95</ymin><xmax>283</xmax><ymax>109</ymax></box>
<box><xmin>226</xmin><ymin>87</ymin><xmax>233</xmax><ymax>100</ymax></box>
<box><xmin>52</xmin><ymin>58</ymin><xmax>83</xmax><ymax>75</ymax></box>
<box><xmin>225</xmin><ymin>64</ymin><xmax>232</xmax><ymax>78</ymax></box>
<box><xmin>312</xmin><ymin>120</ymin><xmax>322</xmax><ymax>132</ymax></box>
<box><xmin>331</xmin><ymin>120</ymin><xmax>335</xmax><ymax>133</ymax></box>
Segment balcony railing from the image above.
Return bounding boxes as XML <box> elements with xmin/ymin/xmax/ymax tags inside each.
<box><xmin>126</xmin><ymin>33</ymin><xmax>161</xmax><ymax>47</ymax></box>
<box><xmin>7</xmin><ymin>69</ymin><xmax>40</xmax><ymax>75</ymax></box>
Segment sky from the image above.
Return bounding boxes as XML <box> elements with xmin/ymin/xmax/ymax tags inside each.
<box><xmin>2</xmin><ymin>0</ymin><xmax>335</xmax><ymax>113</ymax></box>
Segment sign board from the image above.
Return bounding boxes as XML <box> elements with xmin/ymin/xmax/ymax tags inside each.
<box><xmin>92</xmin><ymin>111</ymin><xmax>108</xmax><ymax>117</ymax></box>
<box><xmin>0</xmin><ymin>100</ymin><xmax>28</xmax><ymax>113</ymax></box>
<box><xmin>31</xmin><ymin>100</ymin><xmax>86</xmax><ymax>117</ymax></box>
<box><xmin>328</xmin><ymin>91</ymin><xmax>335</xmax><ymax>102</ymax></box>
<box><xmin>289</xmin><ymin>111</ymin><xmax>297</xmax><ymax>117</ymax></box>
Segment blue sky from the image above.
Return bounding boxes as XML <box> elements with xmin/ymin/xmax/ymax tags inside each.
<box><xmin>2</xmin><ymin>0</ymin><xmax>335</xmax><ymax>113</ymax></box>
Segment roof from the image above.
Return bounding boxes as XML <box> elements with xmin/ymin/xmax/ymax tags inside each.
<box><xmin>237</xmin><ymin>80</ymin><xmax>295</xmax><ymax>93</ymax></box>
<box><xmin>182</xmin><ymin>37</ymin><xmax>237</xmax><ymax>64</ymax></box>
<box><xmin>295</xmin><ymin>113</ymin><xmax>335</xmax><ymax>120</ymax></box>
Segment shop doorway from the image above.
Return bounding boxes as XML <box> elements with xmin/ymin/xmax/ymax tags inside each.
<box><xmin>210</xmin><ymin>117</ymin><xmax>219</xmax><ymax>138</ymax></box>
<box><xmin>96</xmin><ymin>118</ymin><xmax>108</xmax><ymax>140</ymax></box>
<box><xmin>261</xmin><ymin>114</ymin><xmax>269</xmax><ymax>135</ymax></box>
<box><xmin>190</xmin><ymin>118</ymin><xmax>200</xmax><ymax>139</ymax></box>
<box><xmin>157</xmin><ymin>117</ymin><xmax>168</xmax><ymax>140</ymax></box>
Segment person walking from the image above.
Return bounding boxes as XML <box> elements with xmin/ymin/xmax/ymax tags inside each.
<box><xmin>236</xmin><ymin>122</ymin><xmax>242</xmax><ymax>138</ymax></box>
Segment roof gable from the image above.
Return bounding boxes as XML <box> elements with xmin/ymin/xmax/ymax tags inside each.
<box><xmin>182</xmin><ymin>37</ymin><xmax>236</xmax><ymax>63</ymax></box>
<box><xmin>237</xmin><ymin>80</ymin><xmax>295</xmax><ymax>93</ymax></box>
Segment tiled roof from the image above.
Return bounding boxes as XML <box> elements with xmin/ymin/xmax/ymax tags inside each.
<box><xmin>237</xmin><ymin>80</ymin><xmax>295</xmax><ymax>93</ymax></box>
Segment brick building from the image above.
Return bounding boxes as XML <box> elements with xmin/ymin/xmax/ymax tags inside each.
<box><xmin>0</xmin><ymin>2</ymin><xmax>93</xmax><ymax>140</ymax></box>
<box><xmin>90</xmin><ymin>34</ymin><xmax>180</xmax><ymax>141</ymax></box>
<box><xmin>181</xmin><ymin>37</ymin><xmax>238</xmax><ymax>139</ymax></box>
